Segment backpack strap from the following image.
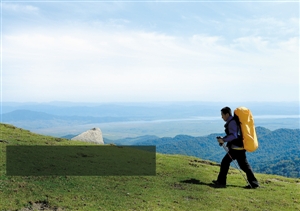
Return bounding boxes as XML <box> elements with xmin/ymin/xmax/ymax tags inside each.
<box><xmin>231</xmin><ymin>114</ymin><xmax>244</xmax><ymax>148</ymax></box>
<box><xmin>233</xmin><ymin>114</ymin><xmax>242</xmax><ymax>137</ymax></box>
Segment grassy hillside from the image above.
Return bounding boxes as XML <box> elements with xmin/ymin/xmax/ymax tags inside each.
<box><xmin>0</xmin><ymin>123</ymin><xmax>299</xmax><ymax>211</ymax></box>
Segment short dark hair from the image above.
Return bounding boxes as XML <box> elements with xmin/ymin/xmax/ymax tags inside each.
<box><xmin>221</xmin><ymin>107</ymin><xmax>232</xmax><ymax>116</ymax></box>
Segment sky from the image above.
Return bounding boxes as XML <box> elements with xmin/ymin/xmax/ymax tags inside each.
<box><xmin>1</xmin><ymin>1</ymin><xmax>299</xmax><ymax>103</ymax></box>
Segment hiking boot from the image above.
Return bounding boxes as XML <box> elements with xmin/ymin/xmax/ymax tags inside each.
<box><xmin>244</xmin><ymin>184</ymin><xmax>259</xmax><ymax>189</ymax></box>
<box><xmin>212</xmin><ymin>180</ymin><xmax>226</xmax><ymax>188</ymax></box>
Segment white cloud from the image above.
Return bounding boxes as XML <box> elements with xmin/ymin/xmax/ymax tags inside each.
<box><xmin>2</xmin><ymin>2</ymin><xmax>299</xmax><ymax>103</ymax></box>
<box><xmin>0</xmin><ymin>28</ymin><xmax>229</xmax><ymax>101</ymax></box>
<box><xmin>191</xmin><ymin>34</ymin><xmax>222</xmax><ymax>46</ymax></box>
<box><xmin>108</xmin><ymin>18</ymin><xmax>130</xmax><ymax>26</ymax></box>
<box><xmin>2</xmin><ymin>3</ymin><xmax>39</xmax><ymax>13</ymax></box>
<box><xmin>231</xmin><ymin>36</ymin><xmax>270</xmax><ymax>52</ymax></box>
<box><xmin>3</xmin><ymin>26</ymin><xmax>298</xmax><ymax>102</ymax></box>
<box><xmin>279</xmin><ymin>37</ymin><xmax>299</xmax><ymax>53</ymax></box>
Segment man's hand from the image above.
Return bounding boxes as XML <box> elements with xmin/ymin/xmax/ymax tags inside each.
<box><xmin>217</xmin><ymin>138</ymin><xmax>224</xmax><ymax>145</ymax></box>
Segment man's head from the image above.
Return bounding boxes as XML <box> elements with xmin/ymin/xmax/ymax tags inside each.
<box><xmin>221</xmin><ymin>107</ymin><xmax>232</xmax><ymax>122</ymax></box>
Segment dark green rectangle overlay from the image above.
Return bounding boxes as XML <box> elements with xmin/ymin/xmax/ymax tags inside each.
<box><xmin>6</xmin><ymin>146</ymin><xmax>156</xmax><ymax>176</ymax></box>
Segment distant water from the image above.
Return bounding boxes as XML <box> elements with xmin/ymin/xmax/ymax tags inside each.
<box><xmin>33</xmin><ymin>115</ymin><xmax>299</xmax><ymax>140</ymax></box>
<box><xmin>254</xmin><ymin>115</ymin><xmax>300</xmax><ymax>119</ymax></box>
<box><xmin>122</xmin><ymin>115</ymin><xmax>300</xmax><ymax>122</ymax></box>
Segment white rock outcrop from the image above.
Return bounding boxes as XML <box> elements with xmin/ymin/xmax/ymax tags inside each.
<box><xmin>71</xmin><ymin>128</ymin><xmax>104</xmax><ymax>144</ymax></box>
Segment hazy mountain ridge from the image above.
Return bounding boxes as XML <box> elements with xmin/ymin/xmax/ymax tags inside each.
<box><xmin>2</xmin><ymin>101</ymin><xmax>299</xmax><ymax>117</ymax></box>
<box><xmin>1</xmin><ymin>109</ymin><xmax>130</xmax><ymax>125</ymax></box>
<box><xmin>2</xmin><ymin>102</ymin><xmax>299</xmax><ymax>138</ymax></box>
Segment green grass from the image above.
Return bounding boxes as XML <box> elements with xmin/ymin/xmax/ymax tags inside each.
<box><xmin>0</xmin><ymin>123</ymin><xmax>299</xmax><ymax>211</ymax></box>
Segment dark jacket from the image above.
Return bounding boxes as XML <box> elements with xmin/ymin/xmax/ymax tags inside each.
<box><xmin>224</xmin><ymin>116</ymin><xmax>244</xmax><ymax>149</ymax></box>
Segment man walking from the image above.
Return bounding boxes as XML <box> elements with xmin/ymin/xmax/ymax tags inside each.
<box><xmin>212</xmin><ymin>107</ymin><xmax>259</xmax><ymax>188</ymax></box>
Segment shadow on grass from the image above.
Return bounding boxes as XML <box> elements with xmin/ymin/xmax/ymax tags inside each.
<box><xmin>180</xmin><ymin>178</ymin><xmax>241</xmax><ymax>188</ymax></box>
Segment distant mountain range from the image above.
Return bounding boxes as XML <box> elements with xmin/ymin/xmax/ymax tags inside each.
<box><xmin>1</xmin><ymin>109</ymin><xmax>131</xmax><ymax>122</ymax></box>
<box><xmin>1</xmin><ymin>102</ymin><xmax>299</xmax><ymax>136</ymax></box>
<box><xmin>103</xmin><ymin>127</ymin><xmax>300</xmax><ymax>178</ymax></box>
<box><xmin>2</xmin><ymin>101</ymin><xmax>299</xmax><ymax>117</ymax></box>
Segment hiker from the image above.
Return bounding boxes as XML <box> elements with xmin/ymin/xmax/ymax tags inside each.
<box><xmin>212</xmin><ymin>107</ymin><xmax>259</xmax><ymax>188</ymax></box>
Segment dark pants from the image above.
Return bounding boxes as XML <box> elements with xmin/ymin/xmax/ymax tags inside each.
<box><xmin>217</xmin><ymin>149</ymin><xmax>259</xmax><ymax>186</ymax></box>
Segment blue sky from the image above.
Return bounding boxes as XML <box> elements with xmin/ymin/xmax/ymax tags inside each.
<box><xmin>1</xmin><ymin>1</ymin><xmax>299</xmax><ymax>102</ymax></box>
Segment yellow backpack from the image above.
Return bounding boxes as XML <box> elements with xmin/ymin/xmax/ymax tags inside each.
<box><xmin>234</xmin><ymin>107</ymin><xmax>259</xmax><ymax>152</ymax></box>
